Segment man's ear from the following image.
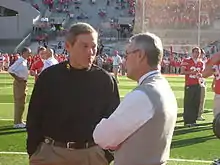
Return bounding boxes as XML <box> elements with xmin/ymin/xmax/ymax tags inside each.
<box><xmin>138</xmin><ymin>50</ymin><xmax>147</xmax><ymax>62</ymax></box>
<box><xmin>65</xmin><ymin>41</ymin><xmax>71</xmax><ymax>52</ymax></box>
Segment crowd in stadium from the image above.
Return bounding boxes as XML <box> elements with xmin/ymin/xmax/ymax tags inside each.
<box><xmin>146</xmin><ymin>0</ymin><xmax>220</xmax><ymax>29</ymax></box>
<box><xmin>1</xmin><ymin>0</ymin><xmax>220</xmax><ymax>76</ymax></box>
<box><xmin>31</xmin><ymin>0</ymin><xmax>135</xmax><ymax>42</ymax></box>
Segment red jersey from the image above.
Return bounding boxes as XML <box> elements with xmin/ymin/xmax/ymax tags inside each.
<box><xmin>170</xmin><ymin>60</ymin><xmax>175</xmax><ymax>67</ymax></box>
<box><xmin>181</xmin><ymin>57</ymin><xmax>204</xmax><ymax>86</ymax></box>
<box><xmin>176</xmin><ymin>61</ymin><xmax>181</xmax><ymax>67</ymax></box>
<box><xmin>213</xmin><ymin>62</ymin><xmax>220</xmax><ymax>94</ymax></box>
<box><xmin>30</xmin><ymin>57</ymin><xmax>44</xmax><ymax>81</ymax></box>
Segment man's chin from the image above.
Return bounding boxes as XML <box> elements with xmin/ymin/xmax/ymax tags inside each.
<box><xmin>84</xmin><ymin>63</ymin><xmax>92</xmax><ymax>70</ymax></box>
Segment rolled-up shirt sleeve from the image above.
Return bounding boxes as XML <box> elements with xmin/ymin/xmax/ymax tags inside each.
<box><xmin>93</xmin><ymin>90</ymin><xmax>154</xmax><ymax>149</ymax></box>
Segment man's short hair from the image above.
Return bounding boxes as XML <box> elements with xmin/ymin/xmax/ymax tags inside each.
<box><xmin>129</xmin><ymin>32</ymin><xmax>163</xmax><ymax>67</ymax></box>
<box><xmin>37</xmin><ymin>46</ymin><xmax>46</xmax><ymax>54</ymax></box>
<box><xmin>66</xmin><ymin>22</ymin><xmax>97</xmax><ymax>45</ymax></box>
<box><xmin>192</xmin><ymin>47</ymin><xmax>200</xmax><ymax>53</ymax></box>
<box><xmin>21</xmin><ymin>47</ymin><xmax>30</xmax><ymax>55</ymax></box>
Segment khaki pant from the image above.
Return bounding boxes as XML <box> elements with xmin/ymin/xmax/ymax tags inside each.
<box><xmin>170</xmin><ymin>66</ymin><xmax>175</xmax><ymax>73</ymax></box>
<box><xmin>30</xmin><ymin>143</ymin><xmax>108</xmax><ymax>165</ymax></box>
<box><xmin>0</xmin><ymin>62</ymin><xmax>3</xmax><ymax>71</ymax></box>
<box><xmin>214</xmin><ymin>94</ymin><xmax>220</xmax><ymax>117</ymax></box>
<box><xmin>113</xmin><ymin>65</ymin><xmax>119</xmax><ymax>81</ymax></box>
<box><xmin>198</xmin><ymin>86</ymin><xmax>206</xmax><ymax>118</ymax></box>
<box><xmin>13</xmin><ymin>79</ymin><xmax>27</xmax><ymax>124</ymax></box>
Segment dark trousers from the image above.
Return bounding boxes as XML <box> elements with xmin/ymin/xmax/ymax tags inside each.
<box><xmin>183</xmin><ymin>84</ymin><xmax>201</xmax><ymax>124</ymax></box>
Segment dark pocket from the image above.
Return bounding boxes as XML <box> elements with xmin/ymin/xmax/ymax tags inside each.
<box><xmin>104</xmin><ymin>150</ymin><xmax>114</xmax><ymax>163</ymax></box>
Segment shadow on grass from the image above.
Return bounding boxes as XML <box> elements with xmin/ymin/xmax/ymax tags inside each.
<box><xmin>175</xmin><ymin>122</ymin><xmax>212</xmax><ymax>130</ymax></box>
<box><xmin>171</xmin><ymin>134</ymin><xmax>216</xmax><ymax>148</ymax></box>
<box><xmin>0</xmin><ymin>125</ymin><xmax>15</xmax><ymax>131</ymax></box>
<box><xmin>0</xmin><ymin>129</ymin><xmax>26</xmax><ymax>136</ymax></box>
<box><xmin>174</xmin><ymin>125</ymin><xmax>212</xmax><ymax>136</ymax></box>
<box><xmin>176</xmin><ymin>110</ymin><xmax>213</xmax><ymax>123</ymax></box>
<box><xmin>176</xmin><ymin>119</ymin><xmax>184</xmax><ymax>123</ymax></box>
<box><xmin>0</xmin><ymin>125</ymin><xmax>26</xmax><ymax>136</ymax></box>
<box><xmin>177</xmin><ymin>113</ymin><xmax>183</xmax><ymax>118</ymax></box>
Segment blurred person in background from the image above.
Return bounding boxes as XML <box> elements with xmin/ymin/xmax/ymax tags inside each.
<box><xmin>0</xmin><ymin>52</ymin><xmax>4</xmax><ymax>72</ymax></box>
<box><xmin>181</xmin><ymin>47</ymin><xmax>205</xmax><ymax>127</ymax></box>
<box><xmin>112</xmin><ymin>50</ymin><xmax>122</xmax><ymax>83</ymax></box>
<box><xmin>40</xmin><ymin>48</ymin><xmax>58</xmax><ymax>73</ymax></box>
<box><xmin>30</xmin><ymin>46</ymin><xmax>46</xmax><ymax>82</ymax></box>
<box><xmin>202</xmin><ymin>52</ymin><xmax>220</xmax><ymax>117</ymax></box>
<box><xmin>202</xmin><ymin>52</ymin><xmax>220</xmax><ymax>165</ymax></box>
<box><xmin>8</xmin><ymin>47</ymin><xmax>32</xmax><ymax>129</ymax></box>
<box><xmin>197</xmin><ymin>49</ymin><xmax>206</xmax><ymax>121</ymax></box>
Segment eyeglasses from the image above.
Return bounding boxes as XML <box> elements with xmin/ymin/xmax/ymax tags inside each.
<box><xmin>125</xmin><ymin>49</ymin><xmax>139</xmax><ymax>59</ymax></box>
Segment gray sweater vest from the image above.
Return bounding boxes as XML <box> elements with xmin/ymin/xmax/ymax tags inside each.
<box><xmin>114</xmin><ymin>74</ymin><xmax>177</xmax><ymax>165</ymax></box>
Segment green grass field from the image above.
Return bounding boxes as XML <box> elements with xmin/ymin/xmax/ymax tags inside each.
<box><xmin>0</xmin><ymin>73</ymin><xmax>219</xmax><ymax>165</ymax></box>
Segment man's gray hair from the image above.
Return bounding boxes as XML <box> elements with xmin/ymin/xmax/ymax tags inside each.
<box><xmin>66</xmin><ymin>22</ymin><xmax>98</xmax><ymax>45</ymax></box>
<box><xmin>129</xmin><ymin>32</ymin><xmax>163</xmax><ymax>67</ymax></box>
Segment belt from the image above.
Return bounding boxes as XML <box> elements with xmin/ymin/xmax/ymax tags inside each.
<box><xmin>44</xmin><ymin>137</ymin><xmax>96</xmax><ymax>150</ymax></box>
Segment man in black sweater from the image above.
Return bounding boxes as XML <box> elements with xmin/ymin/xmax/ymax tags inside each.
<box><xmin>26</xmin><ymin>22</ymin><xmax>120</xmax><ymax>165</ymax></box>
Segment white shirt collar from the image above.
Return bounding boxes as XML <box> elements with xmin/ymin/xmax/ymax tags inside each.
<box><xmin>45</xmin><ymin>56</ymin><xmax>55</xmax><ymax>61</ymax></box>
<box><xmin>138</xmin><ymin>70</ymin><xmax>160</xmax><ymax>85</ymax></box>
<box><xmin>20</xmin><ymin>56</ymin><xmax>27</xmax><ymax>62</ymax></box>
<box><xmin>47</xmin><ymin>57</ymin><xmax>53</xmax><ymax>61</ymax></box>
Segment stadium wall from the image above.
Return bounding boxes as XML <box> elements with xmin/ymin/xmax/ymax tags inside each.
<box><xmin>0</xmin><ymin>0</ymin><xmax>40</xmax><ymax>40</ymax></box>
<box><xmin>133</xmin><ymin>0</ymin><xmax>143</xmax><ymax>34</ymax></box>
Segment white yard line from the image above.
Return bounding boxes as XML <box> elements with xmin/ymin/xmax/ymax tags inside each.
<box><xmin>0</xmin><ymin>151</ymin><xmax>27</xmax><ymax>155</ymax></box>
<box><xmin>0</xmin><ymin>119</ymin><xmax>14</xmax><ymax>121</ymax></box>
<box><xmin>0</xmin><ymin>103</ymin><xmax>28</xmax><ymax>104</ymax></box>
<box><xmin>0</xmin><ymin>152</ymin><xmax>213</xmax><ymax>163</ymax></box>
<box><xmin>169</xmin><ymin>158</ymin><xmax>212</xmax><ymax>163</ymax></box>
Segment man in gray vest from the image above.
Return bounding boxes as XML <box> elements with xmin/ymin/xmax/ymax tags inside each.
<box><xmin>93</xmin><ymin>32</ymin><xmax>178</xmax><ymax>165</ymax></box>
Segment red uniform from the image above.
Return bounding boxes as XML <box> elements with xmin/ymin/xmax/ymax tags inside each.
<box><xmin>30</xmin><ymin>57</ymin><xmax>44</xmax><ymax>81</ymax></box>
<box><xmin>176</xmin><ymin>60</ymin><xmax>181</xmax><ymax>68</ymax></box>
<box><xmin>213</xmin><ymin>62</ymin><xmax>220</xmax><ymax>94</ymax></box>
<box><xmin>181</xmin><ymin>57</ymin><xmax>204</xmax><ymax>86</ymax></box>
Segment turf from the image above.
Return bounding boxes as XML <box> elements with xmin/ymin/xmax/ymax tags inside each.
<box><xmin>0</xmin><ymin>73</ymin><xmax>219</xmax><ymax>165</ymax></box>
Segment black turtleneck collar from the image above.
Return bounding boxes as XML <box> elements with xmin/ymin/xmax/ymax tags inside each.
<box><xmin>64</xmin><ymin>61</ymin><xmax>92</xmax><ymax>72</ymax></box>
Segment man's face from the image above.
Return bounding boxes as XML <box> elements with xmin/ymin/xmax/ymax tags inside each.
<box><xmin>192</xmin><ymin>48</ymin><xmax>201</xmax><ymax>59</ymax></box>
<box><xmin>24</xmin><ymin>49</ymin><xmax>32</xmax><ymax>59</ymax></box>
<box><xmin>66</xmin><ymin>33</ymin><xmax>98</xmax><ymax>69</ymax></box>
<box><xmin>125</xmin><ymin>42</ymin><xmax>140</xmax><ymax>80</ymax></box>
<box><xmin>39</xmin><ymin>50</ymin><xmax>47</xmax><ymax>60</ymax></box>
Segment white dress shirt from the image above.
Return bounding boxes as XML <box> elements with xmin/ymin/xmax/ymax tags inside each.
<box><xmin>8</xmin><ymin>56</ymin><xmax>28</xmax><ymax>80</ymax></box>
<box><xmin>41</xmin><ymin>57</ymin><xmax>58</xmax><ymax>73</ymax></box>
<box><xmin>93</xmin><ymin>70</ymin><xmax>160</xmax><ymax>149</ymax></box>
<box><xmin>112</xmin><ymin>55</ymin><xmax>122</xmax><ymax>66</ymax></box>
<box><xmin>0</xmin><ymin>55</ymin><xmax>4</xmax><ymax>62</ymax></box>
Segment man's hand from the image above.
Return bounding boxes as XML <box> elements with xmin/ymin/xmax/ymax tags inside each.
<box><xmin>30</xmin><ymin>70</ymin><xmax>36</xmax><ymax>76</ymax></box>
